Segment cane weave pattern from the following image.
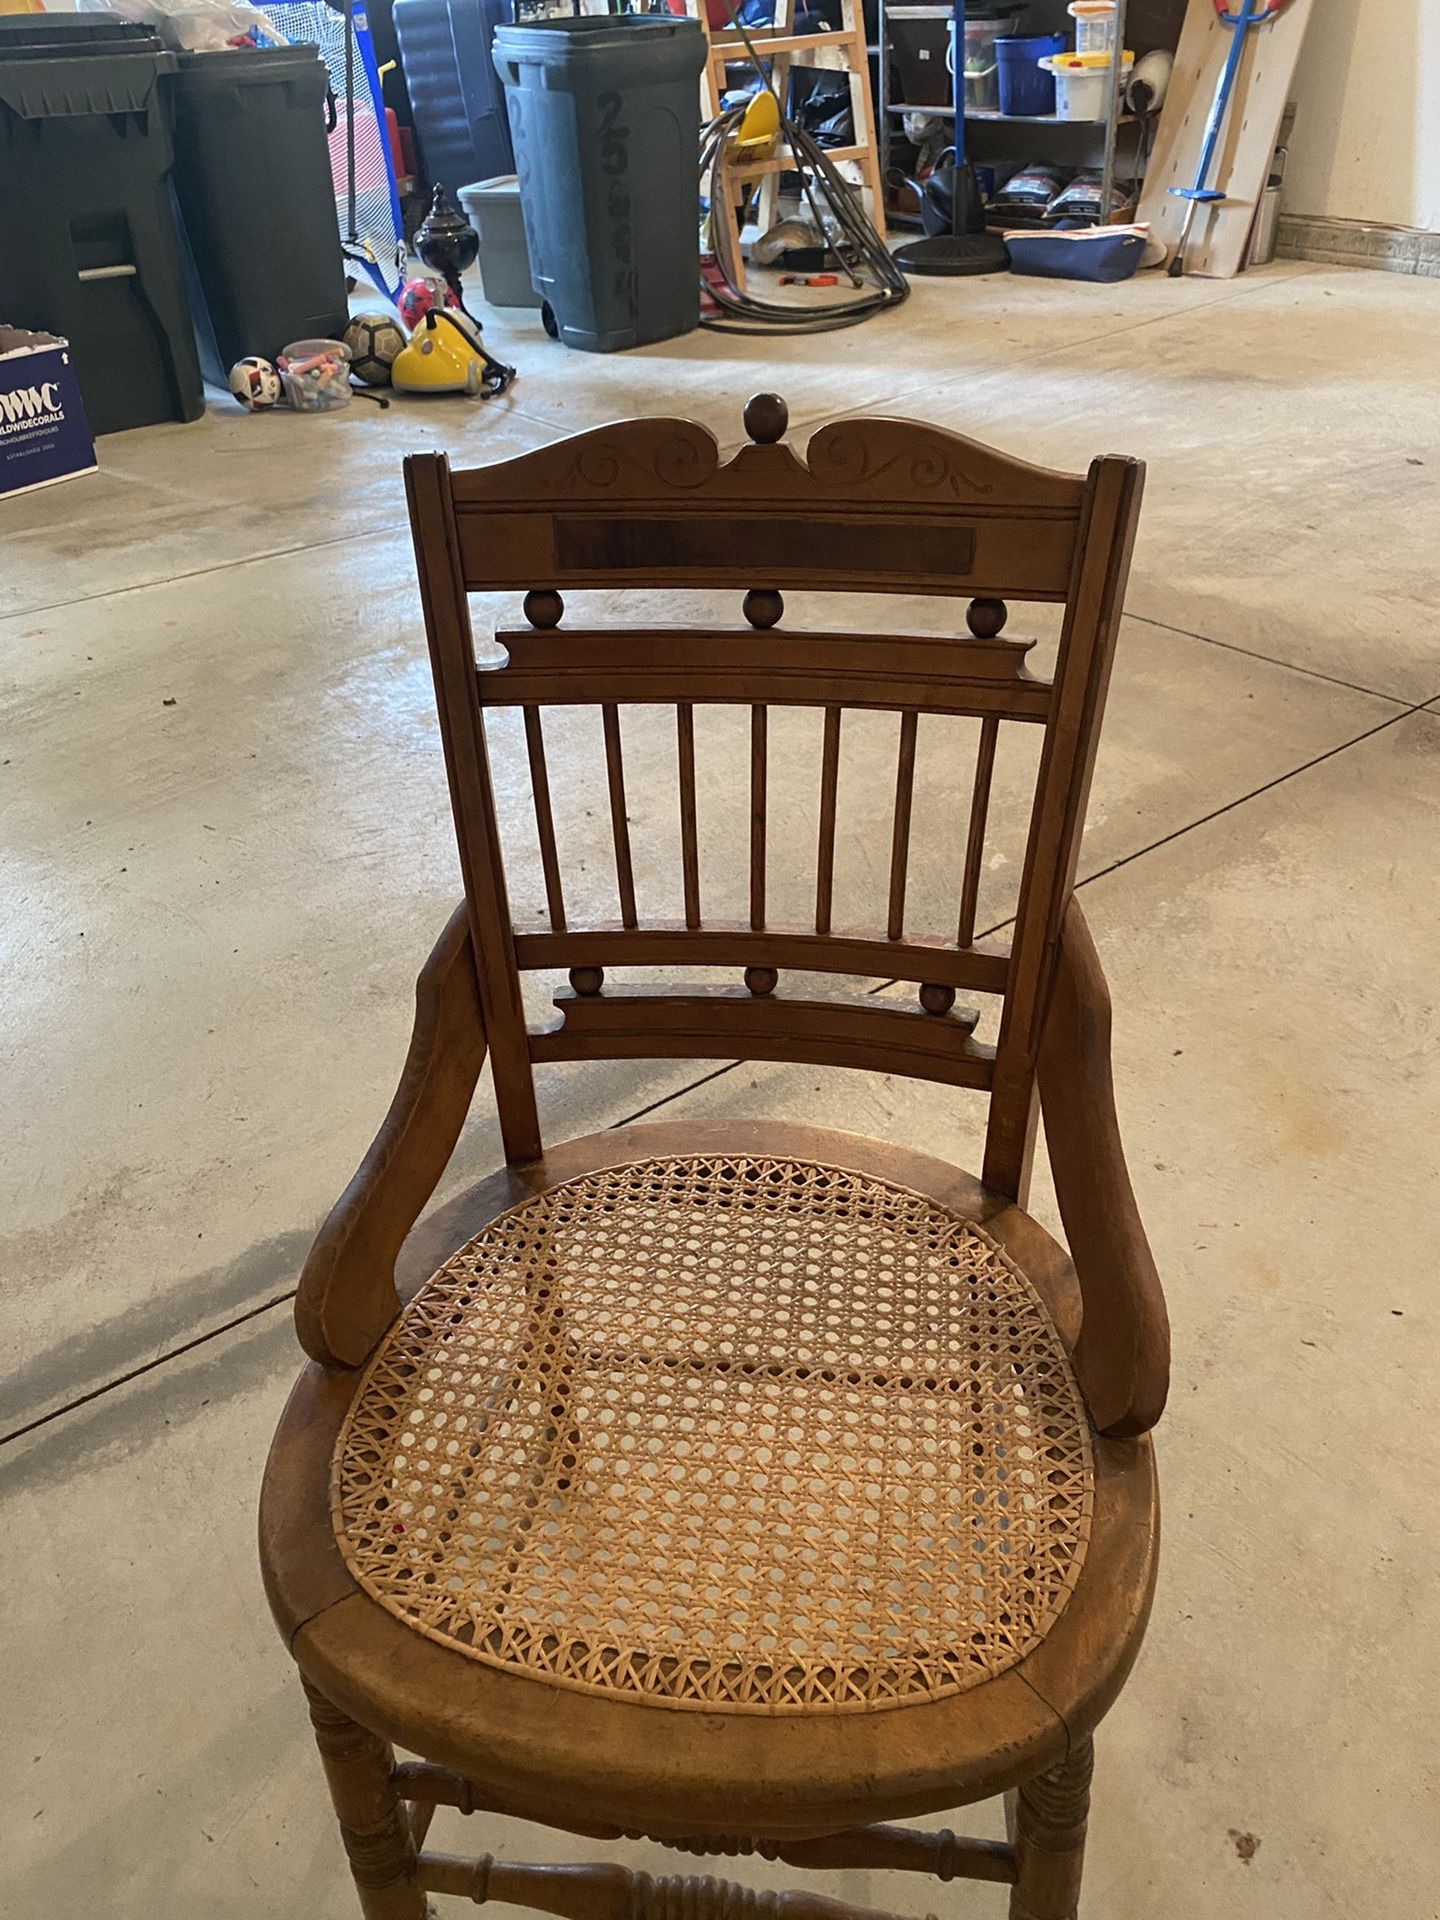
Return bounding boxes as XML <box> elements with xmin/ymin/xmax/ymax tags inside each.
<box><xmin>333</xmin><ymin>1154</ymin><xmax>1093</xmax><ymax>1714</ymax></box>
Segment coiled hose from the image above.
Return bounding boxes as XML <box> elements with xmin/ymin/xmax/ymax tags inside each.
<box><xmin>700</xmin><ymin>62</ymin><xmax>908</xmax><ymax>333</ymax></box>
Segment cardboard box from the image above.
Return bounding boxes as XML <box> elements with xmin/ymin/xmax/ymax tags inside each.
<box><xmin>0</xmin><ymin>341</ymin><xmax>97</xmax><ymax>501</ymax></box>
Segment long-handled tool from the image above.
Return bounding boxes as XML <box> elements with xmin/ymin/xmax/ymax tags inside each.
<box><xmin>1168</xmin><ymin>0</ymin><xmax>1290</xmax><ymax>278</ymax></box>
<box><xmin>893</xmin><ymin>0</ymin><xmax>1008</xmax><ymax>276</ymax></box>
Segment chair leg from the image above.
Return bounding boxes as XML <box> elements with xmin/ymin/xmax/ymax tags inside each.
<box><xmin>1008</xmin><ymin>1735</ymin><xmax>1094</xmax><ymax>1920</ymax></box>
<box><xmin>304</xmin><ymin>1678</ymin><xmax>427</xmax><ymax>1920</ymax></box>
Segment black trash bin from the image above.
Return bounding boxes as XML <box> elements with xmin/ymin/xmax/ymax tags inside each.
<box><xmin>0</xmin><ymin>15</ymin><xmax>203</xmax><ymax>436</ymax></box>
<box><xmin>171</xmin><ymin>44</ymin><xmax>348</xmax><ymax>381</ymax></box>
<box><xmin>492</xmin><ymin>14</ymin><xmax>704</xmax><ymax>352</ymax></box>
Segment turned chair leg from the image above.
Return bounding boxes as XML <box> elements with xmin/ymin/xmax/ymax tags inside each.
<box><xmin>304</xmin><ymin>1678</ymin><xmax>428</xmax><ymax>1920</ymax></box>
<box><xmin>1008</xmin><ymin>1735</ymin><xmax>1094</xmax><ymax>1920</ymax></box>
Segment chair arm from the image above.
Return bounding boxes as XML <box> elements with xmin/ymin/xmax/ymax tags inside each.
<box><xmin>295</xmin><ymin>904</ymin><xmax>489</xmax><ymax>1368</ymax></box>
<box><xmin>1037</xmin><ymin>898</ymin><xmax>1170</xmax><ymax>1436</ymax></box>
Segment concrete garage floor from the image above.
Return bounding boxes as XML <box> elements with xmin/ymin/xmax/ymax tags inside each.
<box><xmin>4</xmin><ymin>261</ymin><xmax>1439</xmax><ymax>1918</ymax></box>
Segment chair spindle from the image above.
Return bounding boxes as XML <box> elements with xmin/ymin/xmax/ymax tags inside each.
<box><xmin>522</xmin><ymin>706</ymin><xmax>566</xmax><ymax>931</ymax></box>
<box><xmin>958</xmin><ymin>715</ymin><xmax>999</xmax><ymax>948</ymax></box>
<box><xmin>750</xmin><ymin>705</ymin><xmax>767</xmax><ymax>933</ymax></box>
<box><xmin>677</xmin><ymin>702</ymin><xmax>701</xmax><ymax>930</ymax></box>
<box><xmin>601</xmin><ymin>704</ymin><xmax>638</xmax><ymax>930</ymax></box>
<box><xmin>887</xmin><ymin>711</ymin><xmax>919</xmax><ymax>942</ymax></box>
<box><xmin>815</xmin><ymin>706</ymin><xmax>842</xmax><ymax>937</ymax></box>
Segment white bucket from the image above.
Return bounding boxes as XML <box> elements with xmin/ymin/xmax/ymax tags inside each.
<box><xmin>1068</xmin><ymin>1</ymin><xmax>1117</xmax><ymax>56</ymax></box>
<box><xmin>1040</xmin><ymin>49</ymin><xmax>1133</xmax><ymax>121</ymax></box>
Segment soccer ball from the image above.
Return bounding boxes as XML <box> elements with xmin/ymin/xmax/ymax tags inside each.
<box><xmin>397</xmin><ymin>275</ymin><xmax>458</xmax><ymax>331</ymax></box>
<box><xmin>228</xmin><ymin>356</ymin><xmax>281</xmax><ymax>411</ymax></box>
<box><xmin>343</xmin><ymin>311</ymin><xmax>407</xmax><ymax>387</ymax></box>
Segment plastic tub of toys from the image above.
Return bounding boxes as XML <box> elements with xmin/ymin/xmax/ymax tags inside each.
<box><xmin>277</xmin><ymin>337</ymin><xmax>352</xmax><ymax>411</ymax></box>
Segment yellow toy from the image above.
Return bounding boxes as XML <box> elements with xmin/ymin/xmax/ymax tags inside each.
<box><xmin>391</xmin><ymin>309</ymin><xmax>515</xmax><ymax>398</ymax></box>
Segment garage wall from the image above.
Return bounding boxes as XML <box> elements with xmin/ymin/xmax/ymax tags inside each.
<box><xmin>1285</xmin><ymin>0</ymin><xmax>1440</xmax><ymax>231</ymax></box>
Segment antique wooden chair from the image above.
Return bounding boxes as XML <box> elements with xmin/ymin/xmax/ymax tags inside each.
<box><xmin>260</xmin><ymin>393</ymin><xmax>1169</xmax><ymax>1920</ymax></box>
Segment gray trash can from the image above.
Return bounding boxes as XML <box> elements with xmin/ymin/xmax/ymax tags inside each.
<box><xmin>491</xmin><ymin>14</ymin><xmax>703</xmax><ymax>352</ymax></box>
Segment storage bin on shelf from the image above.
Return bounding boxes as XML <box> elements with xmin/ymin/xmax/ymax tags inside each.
<box><xmin>888</xmin><ymin>5</ymin><xmax>954</xmax><ymax>109</ymax></box>
<box><xmin>1068</xmin><ymin>1</ymin><xmax>1118</xmax><ymax>56</ymax></box>
<box><xmin>996</xmin><ymin>32</ymin><xmax>1066</xmax><ymax>117</ymax></box>
<box><xmin>1039</xmin><ymin>49</ymin><xmax>1133</xmax><ymax>121</ymax></box>
<box><xmin>956</xmin><ymin>3</ymin><xmax>1024</xmax><ymax>115</ymax></box>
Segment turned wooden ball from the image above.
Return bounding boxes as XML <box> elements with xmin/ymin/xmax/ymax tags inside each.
<box><xmin>569</xmin><ymin>966</ymin><xmax>604</xmax><ymax>997</ymax></box>
<box><xmin>524</xmin><ymin>589</ymin><xmax>564</xmax><ymax>629</ymax></box>
<box><xmin>744</xmin><ymin>966</ymin><xmax>779</xmax><ymax>997</ymax></box>
<box><xmin>919</xmin><ymin>982</ymin><xmax>957</xmax><ymax>1016</ymax></box>
<box><xmin>743</xmin><ymin>589</ymin><xmax>784</xmax><ymax>630</ymax></box>
<box><xmin>743</xmin><ymin>393</ymin><xmax>789</xmax><ymax>445</ymax></box>
<box><xmin>966</xmin><ymin>598</ymin><xmax>1008</xmax><ymax>639</ymax></box>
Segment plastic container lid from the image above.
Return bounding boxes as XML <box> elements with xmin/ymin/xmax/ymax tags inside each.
<box><xmin>961</xmin><ymin>6</ymin><xmax>1023</xmax><ymax>26</ymax></box>
<box><xmin>1043</xmin><ymin>48</ymin><xmax>1134</xmax><ymax>68</ymax></box>
<box><xmin>1068</xmin><ymin>3</ymin><xmax>1117</xmax><ymax>14</ymax></box>
<box><xmin>173</xmin><ymin>44</ymin><xmax>328</xmax><ymax>74</ymax></box>
<box><xmin>0</xmin><ymin>15</ymin><xmax>163</xmax><ymax>53</ymax></box>
<box><xmin>459</xmin><ymin>175</ymin><xmax>520</xmax><ymax>199</ymax></box>
<box><xmin>494</xmin><ymin>15</ymin><xmax>701</xmax><ymax>50</ymax></box>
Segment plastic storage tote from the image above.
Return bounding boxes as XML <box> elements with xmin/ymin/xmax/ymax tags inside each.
<box><xmin>0</xmin><ymin>14</ymin><xmax>202</xmax><ymax>436</ymax></box>
<box><xmin>458</xmin><ymin>176</ymin><xmax>541</xmax><ymax>309</ymax></box>
<box><xmin>1040</xmin><ymin>49</ymin><xmax>1133</xmax><ymax>120</ymax></box>
<box><xmin>492</xmin><ymin>14</ymin><xmax>704</xmax><ymax>352</ymax></box>
<box><xmin>996</xmin><ymin>32</ymin><xmax>1066</xmax><ymax>116</ymax></box>
<box><xmin>958</xmin><ymin>3</ymin><xmax>1023</xmax><ymax>115</ymax></box>
<box><xmin>395</xmin><ymin>0</ymin><xmax>513</xmax><ymax>201</ymax></box>
<box><xmin>887</xmin><ymin>6</ymin><xmax>953</xmax><ymax>109</ymax></box>
<box><xmin>170</xmin><ymin>45</ymin><xmax>348</xmax><ymax>381</ymax></box>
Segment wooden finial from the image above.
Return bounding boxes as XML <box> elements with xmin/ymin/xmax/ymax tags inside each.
<box><xmin>569</xmin><ymin>966</ymin><xmax>604</xmax><ymax>996</ymax></box>
<box><xmin>744</xmin><ymin>393</ymin><xmax>788</xmax><ymax>444</ymax></box>
<box><xmin>743</xmin><ymin>589</ymin><xmax>784</xmax><ymax>630</ymax></box>
<box><xmin>524</xmin><ymin>589</ymin><xmax>564</xmax><ymax>629</ymax></box>
<box><xmin>919</xmin><ymin>983</ymin><xmax>956</xmax><ymax>1016</ymax></box>
<box><xmin>744</xmin><ymin>966</ymin><xmax>778</xmax><ymax>997</ymax></box>
<box><xmin>966</xmin><ymin>598</ymin><xmax>1008</xmax><ymax>639</ymax></box>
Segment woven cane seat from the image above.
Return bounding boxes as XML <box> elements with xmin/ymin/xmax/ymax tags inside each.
<box><xmin>332</xmin><ymin>1152</ymin><xmax>1094</xmax><ymax>1718</ymax></box>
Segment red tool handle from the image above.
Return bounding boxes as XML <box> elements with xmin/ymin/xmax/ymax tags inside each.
<box><xmin>1212</xmin><ymin>0</ymin><xmax>1287</xmax><ymax>17</ymax></box>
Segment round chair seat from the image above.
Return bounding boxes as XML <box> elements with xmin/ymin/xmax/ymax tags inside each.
<box><xmin>263</xmin><ymin>1121</ymin><xmax>1158</xmax><ymax>1839</ymax></box>
<box><xmin>333</xmin><ymin>1152</ymin><xmax>1094</xmax><ymax>1718</ymax></box>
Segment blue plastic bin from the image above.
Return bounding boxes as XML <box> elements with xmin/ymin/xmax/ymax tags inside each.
<box><xmin>996</xmin><ymin>32</ymin><xmax>1066</xmax><ymax>116</ymax></box>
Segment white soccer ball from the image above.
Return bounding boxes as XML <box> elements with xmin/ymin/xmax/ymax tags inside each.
<box><xmin>228</xmin><ymin>356</ymin><xmax>282</xmax><ymax>411</ymax></box>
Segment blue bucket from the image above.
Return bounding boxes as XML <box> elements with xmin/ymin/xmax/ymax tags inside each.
<box><xmin>996</xmin><ymin>32</ymin><xmax>1066</xmax><ymax>116</ymax></box>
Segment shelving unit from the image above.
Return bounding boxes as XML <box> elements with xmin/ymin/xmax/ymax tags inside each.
<box><xmin>876</xmin><ymin>0</ymin><xmax>1142</xmax><ymax>228</ymax></box>
<box><xmin>691</xmin><ymin>0</ymin><xmax>885</xmax><ymax>286</ymax></box>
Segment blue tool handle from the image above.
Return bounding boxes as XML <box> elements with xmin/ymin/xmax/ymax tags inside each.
<box><xmin>1168</xmin><ymin>187</ymin><xmax>1226</xmax><ymax>203</ymax></box>
<box><xmin>1183</xmin><ymin>5</ymin><xmax>1254</xmax><ymax>207</ymax></box>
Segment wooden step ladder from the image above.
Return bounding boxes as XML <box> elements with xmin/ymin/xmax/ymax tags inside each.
<box><xmin>693</xmin><ymin>0</ymin><xmax>885</xmax><ymax>289</ymax></box>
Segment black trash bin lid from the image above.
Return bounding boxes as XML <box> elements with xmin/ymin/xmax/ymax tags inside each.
<box><xmin>0</xmin><ymin>15</ymin><xmax>164</xmax><ymax>56</ymax></box>
<box><xmin>494</xmin><ymin>14</ymin><xmax>703</xmax><ymax>47</ymax></box>
<box><xmin>173</xmin><ymin>43</ymin><xmax>329</xmax><ymax>79</ymax></box>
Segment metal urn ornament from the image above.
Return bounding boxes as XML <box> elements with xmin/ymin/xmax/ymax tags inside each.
<box><xmin>416</xmin><ymin>184</ymin><xmax>480</xmax><ymax>314</ymax></box>
<box><xmin>411</xmin><ymin>182</ymin><xmax>517</xmax><ymax>398</ymax></box>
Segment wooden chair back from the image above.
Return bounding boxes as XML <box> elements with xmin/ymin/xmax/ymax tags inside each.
<box><xmin>405</xmin><ymin>393</ymin><xmax>1143</xmax><ymax>1202</ymax></box>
